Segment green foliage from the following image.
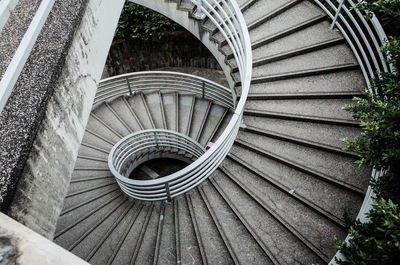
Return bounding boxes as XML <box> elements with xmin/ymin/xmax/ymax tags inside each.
<box><xmin>337</xmin><ymin>8</ymin><xmax>400</xmax><ymax>261</ymax></box>
<box><xmin>342</xmin><ymin>37</ymin><xmax>400</xmax><ymax>190</ymax></box>
<box><xmin>353</xmin><ymin>0</ymin><xmax>400</xmax><ymax>35</ymax></box>
<box><xmin>115</xmin><ymin>2</ymin><xmax>181</xmax><ymax>40</ymax></box>
<box><xmin>336</xmin><ymin>199</ymin><xmax>400</xmax><ymax>265</ymax></box>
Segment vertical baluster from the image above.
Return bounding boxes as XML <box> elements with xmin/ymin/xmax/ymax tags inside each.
<box><xmin>202</xmin><ymin>81</ymin><xmax>205</xmax><ymax>99</ymax></box>
<box><xmin>193</xmin><ymin>0</ymin><xmax>205</xmax><ymax>19</ymax></box>
<box><xmin>331</xmin><ymin>0</ymin><xmax>346</xmax><ymax>29</ymax></box>
<box><xmin>165</xmin><ymin>182</ymin><xmax>172</xmax><ymax>202</ymax></box>
<box><xmin>126</xmin><ymin>76</ymin><xmax>133</xmax><ymax>96</ymax></box>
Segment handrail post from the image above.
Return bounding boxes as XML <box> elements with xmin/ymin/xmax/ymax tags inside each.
<box><xmin>165</xmin><ymin>182</ymin><xmax>172</xmax><ymax>202</ymax></box>
<box><xmin>202</xmin><ymin>81</ymin><xmax>205</xmax><ymax>99</ymax></box>
<box><xmin>154</xmin><ymin>131</ymin><xmax>159</xmax><ymax>149</ymax></box>
<box><xmin>330</xmin><ymin>0</ymin><xmax>346</xmax><ymax>29</ymax></box>
<box><xmin>126</xmin><ymin>76</ymin><xmax>133</xmax><ymax>96</ymax></box>
<box><xmin>193</xmin><ymin>0</ymin><xmax>205</xmax><ymax>20</ymax></box>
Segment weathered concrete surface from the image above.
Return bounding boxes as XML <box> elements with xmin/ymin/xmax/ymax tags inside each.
<box><xmin>2</xmin><ymin>0</ymin><xmax>125</xmax><ymax>238</ymax></box>
<box><xmin>0</xmin><ymin>0</ymin><xmax>88</xmax><ymax>213</ymax></box>
<box><xmin>0</xmin><ymin>0</ymin><xmax>41</xmax><ymax>80</ymax></box>
<box><xmin>0</xmin><ymin>213</ymin><xmax>89</xmax><ymax>265</ymax></box>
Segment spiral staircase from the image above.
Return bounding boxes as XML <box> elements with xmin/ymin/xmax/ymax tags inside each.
<box><xmin>43</xmin><ymin>0</ymin><xmax>390</xmax><ymax>264</ymax></box>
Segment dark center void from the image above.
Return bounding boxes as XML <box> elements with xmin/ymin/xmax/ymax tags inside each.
<box><xmin>129</xmin><ymin>158</ymin><xmax>189</xmax><ymax>180</ymax></box>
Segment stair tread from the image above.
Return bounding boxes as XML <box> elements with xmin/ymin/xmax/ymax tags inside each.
<box><xmin>201</xmin><ymin>179</ymin><xmax>272</xmax><ymax>265</ymax></box>
<box><xmin>221</xmin><ymin>157</ymin><xmax>346</xmax><ymax>257</ymax></box>
<box><xmin>249</xmin><ymin>1</ymin><xmax>324</xmax><ymax>44</ymax></box>
<box><xmin>245</xmin><ymin>98</ymin><xmax>355</xmax><ymax>121</ymax></box>
<box><xmin>145</xmin><ymin>92</ymin><xmax>167</xmax><ymax>129</ymax></box>
<box><xmin>250</xmin><ymin>44</ymin><xmax>357</xmax><ymax>78</ymax></box>
<box><xmin>236</xmin><ymin>131</ymin><xmax>370</xmax><ymax>191</ymax></box>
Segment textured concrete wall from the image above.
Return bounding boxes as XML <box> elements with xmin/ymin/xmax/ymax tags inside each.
<box><xmin>3</xmin><ymin>0</ymin><xmax>125</xmax><ymax>238</ymax></box>
<box><xmin>0</xmin><ymin>0</ymin><xmax>88</xmax><ymax>213</ymax></box>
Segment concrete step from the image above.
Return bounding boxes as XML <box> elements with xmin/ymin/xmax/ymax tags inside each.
<box><xmin>188</xmin><ymin>189</ymin><xmax>235</xmax><ymax>265</ymax></box>
<box><xmin>211</xmin><ymin>169</ymin><xmax>328</xmax><ymax>264</ymax></box>
<box><xmin>56</xmin><ymin>191</ymin><xmax>122</xmax><ymax>238</ymax></box>
<box><xmin>250</xmin><ymin>21</ymin><xmax>342</xmax><ymax>64</ymax></box>
<box><xmin>175</xmin><ymin>196</ymin><xmax>202</xmax><ymax>265</ymax></box>
<box><xmin>162</xmin><ymin>92</ymin><xmax>179</xmax><ymax>131</ymax></box>
<box><xmin>245</xmin><ymin>98</ymin><xmax>355</xmax><ymax>121</ymax></box>
<box><xmin>111</xmin><ymin>203</ymin><xmax>155</xmax><ymax>265</ymax></box>
<box><xmin>134</xmin><ymin>202</ymin><xmax>162</xmax><ymax>265</ymax></box>
<box><xmin>88</xmin><ymin>202</ymin><xmax>141</xmax><ymax>265</ymax></box>
<box><xmin>86</xmin><ymin>113</ymin><xmax>121</xmax><ymax>144</ymax></box>
<box><xmin>145</xmin><ymin>92</ymin><xmax>167</xmax><ymax>129</ymax></box>
<box><xmin>244</xmin><ymin>0</ymin><xmax>301</xmax><ymax>30</ymax></box>
<box><xmin>77</xmin><ymin>143</ymin><xmax>109</xmax><ymax>161</ymax></box>
<box><xmin>92</xmin><ymin>103</ymin><xmax>131</xmax><ymax>138</ymax></box>
<box><xmin>54</xmin><ymin>196</ymin><xmax>126</xmax><ymax>249</ymax></box>
<box><xmin>243</xmin><ymin>115</ymin><xmax>361</xmax><ymax>151</ymax></box>
<box><xmin>189</xmin><ymin>98</ymin><xmax>212</xmax><ymax>141</ymax></box>
<box><xmin>211</xmin><ymin>111</ymin><xmax>232</xmax><ymax>143</ymax></box>
<box><xmin>178</xmin><ymin>94</ymin><xmax>195</xmax><ymax>136</ymax></box>
<box><xmin>200</xmin><ymin>178</ymin><xmax>272</xmax><ymax>265</ymax></box>
<box><xmin>64</xmin><ymin>199</ymin><xmax>130</xmax><ymax>258</ymax></box>
<box><xmin>104</xmin><ymin>203</ymin><xmax>146</xmax><ymax>265</ymax></box>
<box><xmin>249</xmin><ymin>44</ymin><xmax>357</xmax><ymax>79</ymax></box>
<box><xmin>249</xmin><ymin>1</ymin><xmax>324</xmax><ymax>44</ymax></box>
<box><xmin>80</xmin><ymin>131</ymin><xmax>114</xmax><ymax>155</ymax></box>
<box><xmin>235</xmin><ymin>131</ymin><xmax>370</xmax><ymax>193</ymax></box>
<box><xmin>232</xmin><ymin>37</ymin><xmax>346</xmax><ymax>72</ymax></box>
<box><xmin>156</xmin><ymin>201</ymin><xmax>176</xmax><ymax>265</ymax></box>
<box><xmin>198</xmin><ymin>104</ymin><xmax>228</xmax><ymax>147</ymax></box>
<box><xmin>126</xmin><ymin>92</ymin><xmax>155</xmax><ymax>129</ymax></box>
<box><xmin>220</xmin><ymin>157</ymin><xmax>345</xmax><ymax>259</ymax></box>
<box><xmin>108</xmin><ymin>96</ymin><xmax>144</xmax><ymax>132</ymax></box>
<box><xmin>244</xmin><ymin>69</ymin><xmax>365</xmax><ymax>95</ymax></box>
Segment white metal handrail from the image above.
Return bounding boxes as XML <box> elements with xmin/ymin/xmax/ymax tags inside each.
<box><xmin>0</xmin><ymin>0</ymin><xmax>19</xmax><ymax>32</ymax></box>
<box><xmin>95</xmin><ymin>71</ymin><xmax>235</xmax><ymax>109</ymax></box>
<box><xmin>0</xmin><ymin>0</ymin><xmax>55</xmax><ymax>114</ymax></box>
<box><xmin>105</xmin><ymin>0</ymin><xmax>252</xmax><ymax>201</ymax></box>
<box><xmin>313</xmin><ymin>1</ymin><xmax>390</xmax><ymax>264</ymax></box>
<box><xmin>314</xmin><ymin>0</ymin><xmax>391</xmax><ymax>88</ymax></box>
<box><xmin>109</xmin><ymin>129</ymin><xmax>206</xmax><ymax>201</ymax></box>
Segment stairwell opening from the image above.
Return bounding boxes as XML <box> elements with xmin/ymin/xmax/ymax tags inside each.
<box><xmin>129</xmin><ymin>158</ymin><xmax>189</xmax><ymax>180</ymax></box>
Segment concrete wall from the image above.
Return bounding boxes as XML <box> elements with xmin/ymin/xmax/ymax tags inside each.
<box><xmin>0</xmin><ymin>213</ymin><xmax>88</xmax><ymax>264</ymax></box>
<box><xmin>4</xmin><ymin>0</ymin><xmax>125</xmax><ymax>238</ymax></box>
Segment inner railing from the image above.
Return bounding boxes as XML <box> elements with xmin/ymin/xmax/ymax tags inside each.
<box><xmin>105</xmin><ymin>0</ymin><xmax>252</xmax><ymax>201</ymax></box>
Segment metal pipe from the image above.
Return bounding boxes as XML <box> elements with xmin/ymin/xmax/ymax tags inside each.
<box><xmin>330</xmin><ymin>0</ymin><xmax>346</xmax><ymax>29</ymax></box>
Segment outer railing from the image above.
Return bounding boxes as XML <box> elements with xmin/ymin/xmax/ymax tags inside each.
<box><xmin>0</xmin><ymin>0</ymin><xmax>55</xmax><ymax>113</ymax></box>
<box><xmin>314</xmin><ymin>0</ymin><xmax>391</xmax><ymax>88</ymax></box>
<box><xmin>105</xmin><ymin>0</ymin><xmax>252</xmax><ymax>201</ymax></box>
<box><xmin>312</xmin><ymin>1</ymin><xmax>390</xmax><ymax>264</ymax></box>
<box><xmin>109</xmin><ymin>129</ymin><xmax>206</xmax><ymax>201</ymax></box>
<box><xmin>96</xmin><ymin>71</ymin><xmax>235</xmax><ymax>109</ymax></box>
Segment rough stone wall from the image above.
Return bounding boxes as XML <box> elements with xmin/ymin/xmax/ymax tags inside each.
<box><xmin>0</xmin><ymin>0</ymin><xmax>89</xmax><ymax>213</ymax></box>
<box><xmin>103</xmin><ymin>31</ymin><xmax>221</xmax><ymax>78</ymax></box>
<box><xmin>0</xmin><ymin>0</ymin><xmax>125</xmax><ymax>238</ymax></box>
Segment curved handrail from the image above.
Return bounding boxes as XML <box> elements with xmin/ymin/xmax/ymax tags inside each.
<box><xmin>95</xmin><ymin>71</ymin><xmax>234</xmax><ymax>109</ymax></box>
<box><xmin>104</xmin><ymin>0</ymin><xmax>252</xmax><ymax>201</ymax></box>
<box><xmin>312</xmin><ymin>1</ymin><xmax>390</xmax><ymax>264</ymax></box>
<box><xmin>109</xmin><ymin>129</ymin><xmax>206</xmax><ymax>200</ymax></box>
